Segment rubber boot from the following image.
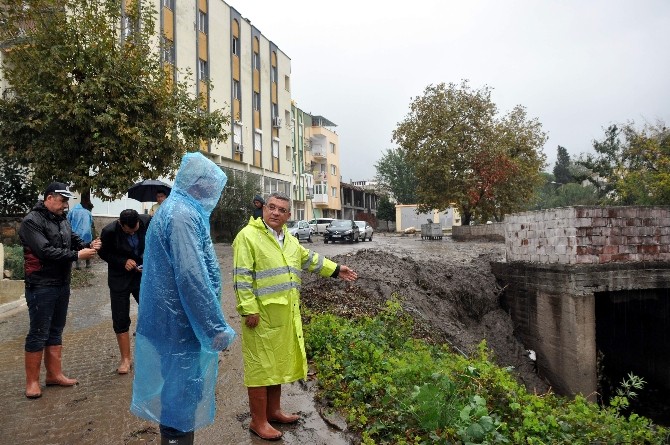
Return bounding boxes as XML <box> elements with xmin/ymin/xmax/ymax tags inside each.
<box><xmin>267</xmin><ymin>384</ymin><xmax>300</xmax><ymax>424</ymax></box>
<box><xmin>25</xmin><ymin>351</ymin><xmax>43</xmax><ymax>399</ymax></box>
<box><xmin>44</xmin><ymin>345</ymin><xmax>78</xmax><ymax>386</ymax></box>
<box><xmin>248</xmin><ymin>387</ymin><xmax>282</xmax><ymax>441</ymax></box>
<box><xmin>116</xmin><ymin>332</ymin><xmax>132</xmax><ymax>374</ymax></box>
<box><xmin>160</xmin><ymin>431</ymin><xmax>194</xmax><ymax>445</ymax></box>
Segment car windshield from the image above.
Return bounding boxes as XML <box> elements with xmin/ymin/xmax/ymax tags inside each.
<box><xmin>330</xmin><ymin>220</ymin><xmax>353</xmax><ymax>228</ymax></box>
<box><xmin>286</xmin><ymin>221</ymin><xmax>298</xmax><ymax>228</ymax></box>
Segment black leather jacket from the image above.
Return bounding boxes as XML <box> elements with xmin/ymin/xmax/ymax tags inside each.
<box><xmin>19</xmin><ymin>201</ymin><xmax>88</xmax><ymax>287</ymax></box>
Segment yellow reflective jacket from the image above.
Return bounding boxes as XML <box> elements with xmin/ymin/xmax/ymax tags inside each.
<box><xmin>233</xmin><ymin>216</ymin><xmax>337</xmax><ymax>386</ymax></box>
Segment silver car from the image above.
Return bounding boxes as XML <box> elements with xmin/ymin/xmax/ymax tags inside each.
<box><xmin>287</xmin><ymin>220</ymin><xmax>312</xmax><ymax>242</ymax></box>
<box><xmin>355</xmin><ymin>220</ymin><xmax>374</xmax><ymax>241</ymax></box>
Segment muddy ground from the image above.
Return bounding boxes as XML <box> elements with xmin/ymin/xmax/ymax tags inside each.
<box><xmin>301</xmin><ymin>236</ymin><xmax>550</xmax><ymax>394</ymax></box>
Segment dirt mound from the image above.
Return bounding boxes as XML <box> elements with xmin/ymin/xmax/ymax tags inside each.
<box><xmin>301</xmin><ymin>248</ymin><xmax>549</xmax><ymax>393</ymax></box>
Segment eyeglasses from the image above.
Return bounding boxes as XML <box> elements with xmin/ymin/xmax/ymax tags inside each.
<box><xmin>266</xmin><ymin>204</ymin><xmax>289</xmax><ymax>214</ymax></box>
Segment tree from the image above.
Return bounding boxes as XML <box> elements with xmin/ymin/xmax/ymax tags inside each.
<box><xmin>211</xmin><ymin>168</ymin><xmax>261</xmax><ymax>242</ymax></box>
<box><xmin>374</xmin><ymin>147</ymin><xmax>417</xmax><ymax>204</ymax></box>
<box><xmin>0</xmin><ymin>0</ymin><xmax>229</xmax><ymax>199</ymax></box>
<box><xmin>376</xmin><ymin>195</ymin><xmax>396</xmax><ymax>227</ymax></box>
<box><xmin>553</xmin><ymin>146</ymin><xmax>573</xmax><ymax>185</ymax></box>
<box><xmin>577</xmin><ymin>122</ymin><xmax>670</xmax><ymax>205</ymax></box>
<box><xmin>0</xmin><ymin>158</ymin><xmax>39</xmax><ymax>215</ymax></box>
<box><xmin>392</xmin><ymin>81</ymin><xmax>547</xmax><ymax>225</ymax></box>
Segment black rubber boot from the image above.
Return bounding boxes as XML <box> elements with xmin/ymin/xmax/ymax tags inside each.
<box><xmin>161</xmin><ymin>431</ymin><xmax>194</xmax><ymax>445</ymax></box>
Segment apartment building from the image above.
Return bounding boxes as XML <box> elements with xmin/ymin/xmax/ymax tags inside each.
<box><xmin>305</xmin><ymin>115</ymin><xmax>341</xmax><ymax>220</ymax></box>
<box><xmin>160</xmin><ymin>0</ymin><xmax>293</xmax><ymax>199</ymax></box>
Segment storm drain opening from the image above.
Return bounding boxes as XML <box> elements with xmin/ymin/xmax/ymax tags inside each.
<box><xmin>595</xmin><ymin>288</ymin><xmax>670</xmax><ymax>425</ymax></box>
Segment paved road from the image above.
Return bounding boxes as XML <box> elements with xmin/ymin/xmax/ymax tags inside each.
<box><xmin>0</xmin><ymin>237</ymin><xmax>387</xmax><ymax>445</ymax></box>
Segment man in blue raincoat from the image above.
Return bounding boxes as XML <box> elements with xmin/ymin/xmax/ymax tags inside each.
<box><xmin>130</xmin><ymin>152</ymin><xmax>237</xmax><ymax>445</ymax></box>
<box><xmin>66</xmin><ymin>201</ymin><xmax>94</xmax><ymax>269</ymax></box>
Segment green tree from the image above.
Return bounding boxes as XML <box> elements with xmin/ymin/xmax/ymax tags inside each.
<box><xmin>553</xmin><ymin>146</ymin><xmax>573</xmax><ymax>185</ymax></box>
<box><xmin>0</xmin><ymin>0</ymin><xmax>229</xmax><ymax>199</ymax></box>
<box><xmin>576</xmin><ymin>125</ymin><xmax>623</xmax><ymax>203</ymax></box>
<box><xmin>0</xmin><ymin>157</ymin><xmax>39</xmax><ymax>215</ymax></box>
<box><xmin>376</xmin><ymin>195</ymin><xmax>396</xmax><ymax>225</ymax></box>
<box><xmin>392</xmin><ymin>81</ymin><xmax>546</xmax><ymax>225</ymax></box>
<box><xmin>577</xmin><ymin>122</ymin><xmax>670</xmax><ymax>205</ymax></box>
<box><xmin>374</xmin><ymin>147</ymin><xmax>417</xmax><ymax>204</ymax></box>
<box><xmin>211</xmin><ymin>168</ymin><xmax>261</xmax><ymax>242</ymax></box>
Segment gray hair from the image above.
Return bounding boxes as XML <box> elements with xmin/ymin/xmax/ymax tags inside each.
<box><xmin>267</xmin><ymin>192</ymin><xmax>291</xmax><ymax>210</ymax></box>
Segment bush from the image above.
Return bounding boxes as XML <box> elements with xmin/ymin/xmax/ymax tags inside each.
<box><xmin>3</xmin><ymin>244</ymin><xmax>24</xmax><ymax>280</ymax></box>
<box><xmin>304</xmin><ymin>298</ymin><xmax>669</xmax><ymax>444</ymax></box>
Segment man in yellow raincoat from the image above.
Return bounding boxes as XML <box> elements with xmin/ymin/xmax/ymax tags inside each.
<box><xmin>233</xmin><ymin>192</ymin><xmax>357</xmax><ymax>441</ymax></box>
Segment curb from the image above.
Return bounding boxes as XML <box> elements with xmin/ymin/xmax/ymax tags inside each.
<box><xmin>0</xmin><ymin>296</ymin><xmax>26</xmax><ymax>320</ymax></box>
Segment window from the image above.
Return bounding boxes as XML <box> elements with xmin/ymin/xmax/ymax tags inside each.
<box><xmin>314</xmin><ymin>184</ymin><xmax>327</xmax><ymax>195</ymax></box>
<box><xmin>233</xmin><ymin>123</ymin><xmax>242</xmax><ymax>144</ymax></box>
<box><xmin>198</xmin><ymin>11</ymin><xmax>207</xmax><ymax>33</ymax></box>
<box><xmin>330</xmin><ymin>142</ymin><xmax>336</xmax><ymax>154</ymax></box>
<box><xmin>272</xmin><ymin>139</ymin><xmax>279</xmax><ymax>158</ymax></box>
<box><xmin>162</xmin><ymin>0</ymin><xmax>174</xmax><ymax>9</ymax></box>
<box><xmin>253</xmin><ymin>92</ymin><xmax>260</xmax><ymax>111</ymax></box>
<box><xmin>284</xmin><ymin>75</ymin><xmax>290</xmax><ymax>91</ymax></box>
<box><xmin>271</xmin><ymin>64</ymin><xmax>278</xmax><ymax>83</ymax></box>
<box><xmin>198</xmin><ymin>59</ymin><xmax>208</xmax><ymax>79</ymax></box>
<box><xmin>254</xmin><ymin>131</ymin><xmax>262</xmax><ymax>152</ymax></box>
<box><xmin>330</xmin><ymin>165</ymin><xmax>337</xmax><ymax>175</ymax></box>
<box><xmin>253</xmin><ymin>52</ymin><xmax>260</xmax><ymax>70</ymax></box>
<box><xmin>232</xmin><ymin>36</ymin><xmax>239</xmax><ymax>56</ymax></box>
<box><xmin>331</xmin><ymin>187</ymin><xmax>337</xmax><ymax>197</ymax></box>
<box><xmin>162</xmin><ymin>38</ymin><xmax>175</xmax><ymax>64</ymax></box>
<box><xmin>271</xmin><ymin>103</ymin><xmax>278</xmax><ymax>119</ymax></box>
<box><xmin>232</xmin><ymin>80</ymin><xmax>240</xmax><ymax>100</ymax></box>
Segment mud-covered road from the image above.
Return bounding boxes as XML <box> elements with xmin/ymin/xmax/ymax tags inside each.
<box><xmin>0</xmin><ymin>233</ymin><xmax>544</xmax><ymax>444</ymax></box>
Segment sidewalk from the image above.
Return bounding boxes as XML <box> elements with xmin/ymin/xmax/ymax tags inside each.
<box><xmin>0</xmin><ymin>244</ymin><xmax>350</xmax><ymax>445</ymax></box>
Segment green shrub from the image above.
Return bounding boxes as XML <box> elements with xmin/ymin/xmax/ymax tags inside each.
<box><xmin>304</xmin><ymin>297</ymin><xmax>669</xmax><ymax>444</ymax></box>
<box><xmin>3</xmin><ymin>244</ymin><xmax>24</xmax><ymax>280</ymax></box>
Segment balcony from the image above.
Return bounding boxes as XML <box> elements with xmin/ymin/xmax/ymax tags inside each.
<box><xmin>312</xmin><ymin>193</ymin><xmax>329</xmax><ymax>205</ymax></box>
<box><xmin>313</xmin><ymin>171</ymin><xmax>327</xmax><ymax>182</ymax></box>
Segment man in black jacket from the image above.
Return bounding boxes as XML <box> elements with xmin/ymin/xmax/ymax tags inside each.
<box><xmin>19</xmin><ymin>182</ymin><xmax>100</xmax><ymax>399</ymax></box>
<box><xmin>98</xmin><ymin>209</ymin><xmax>150</xmax><ymax>374</ymax></box>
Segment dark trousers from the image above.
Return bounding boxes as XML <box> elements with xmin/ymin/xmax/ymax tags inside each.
<box><xmin>110</xmin><ymin>287</ymin><xmax>140</xmax><ymax>334</ymax></box>
<box><xmin>24</xmin><ymin>284</ymin><xmax>70</xmax><ymax>352</ymax></box>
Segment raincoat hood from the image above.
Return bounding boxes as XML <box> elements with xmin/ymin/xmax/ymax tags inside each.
<box><xmin>253</xmin><ymin>195</ymin><xmax>264</xmax><ymax>205</ymax></box>
<box><xmin>172</xmin><ymin>152</ymin><xmax>227</xmax><ymax>215</ymax></box>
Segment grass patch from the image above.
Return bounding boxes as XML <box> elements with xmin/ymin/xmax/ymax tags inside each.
<box><xmin>304</xmin><ymin>298</ymin><xmax>669</xmax><ymax>444</ymax></box>
<box><xmin>70</xmin><ymin>268</ymin><xmax>94</xmax><ymax>288</ymax></box>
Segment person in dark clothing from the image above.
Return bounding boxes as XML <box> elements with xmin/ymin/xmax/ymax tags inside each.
<box><xmin>98</xmin><ymin>209</ymin><xmax>151</xmax><ymax>374</ymax></box>
<box><xmin>19</xmin><ymin>182</ymin><xmax>101</xmax><ymax>399</ymax></box>
<box><xmin>252</xmin><ymin>195</ymin><xmax>264</xmax><ymax>219</ymax></box>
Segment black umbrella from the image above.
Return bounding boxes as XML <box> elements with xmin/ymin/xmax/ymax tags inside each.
<box><xmin>127</xmin><ymin>180</ymin><xmax>172</xmax><ymax>202</ymax></box>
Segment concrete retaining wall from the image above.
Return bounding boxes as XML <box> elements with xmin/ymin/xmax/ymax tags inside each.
<box><xmin>452</xmin><ymin>223</ymin><xmax>505</xmax><ymax>242</ymax></box>
<box><xmin>505</xmin><ymin>206</ymin><xmax>670</xmax><ymax>264</ymax></box>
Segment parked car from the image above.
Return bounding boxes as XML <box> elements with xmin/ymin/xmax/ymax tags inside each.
<box><xmin>287</xmin><ymin>220</ymin><xmax>312</xmax><ymax>242</ymax></box>
<box><xmin>308</xmin><ymin>217</ymin><xmax>335</xmax><ymax>235</ymax></box>
<box><xmin>355</xmin><ymin>220</ymin><xmax>374</xmax><ymax>241</ymax></box>
<box><xmin>324</xmin><ymin>219</ymin><xmax>360</xmax><ymax>244</ymax></box>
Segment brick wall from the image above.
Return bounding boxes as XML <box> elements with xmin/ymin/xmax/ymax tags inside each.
<box><xmin>505</xmin><ymin>206</ymin><xmax>670</xmax><ymax>264</ymax></box>
<box><xmin>452</xmin><ymin>223</ymin><xmax>505</xmax><ymax>242</ymax></box>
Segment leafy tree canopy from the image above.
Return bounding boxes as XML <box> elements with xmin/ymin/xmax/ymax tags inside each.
<box><xmin>0</xmin><ymin>158</ymin><xmax>39</xmax><ymax>215</ymax></box>
<box><xmin>376</xmin><ymin>195</ymin><xmax>396</xmax><ymax>223</ymax></box>
<box><xmin>211</xmin><ymin>168</ymin><xmax>261</xmax><ymax>241</ymax></box>
<box><xmin>374</xmin><ymin>147</ymin><xmax>416</xmax><ymax>204</ymax></box>
<box><xmin>0</xmin><ymin>0</ymin><xmax>229</xmax><ymax>200</ymax></box>
<box><xmin>392</xmin><ymin>81</ymin><xmax>547</xmax><ymax>225</ymax></box>
<box><xmin>577</xmin><ymin>122</ymin><xmax>670</xmax><ymax>205</ymax></box>
<box><xmin>553</xmin><ymin>145</ymin><xmax>573</xmax><ymax>185</ymax></box>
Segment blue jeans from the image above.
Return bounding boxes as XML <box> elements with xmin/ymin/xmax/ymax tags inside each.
<box><xmin>24</xmin><ymin>285</ymin><xmax>70</xmax><ymax>352</ymax></box>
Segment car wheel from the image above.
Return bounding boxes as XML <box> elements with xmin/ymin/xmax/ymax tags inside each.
<box><xmin>355</xmin><ymin>235</ymin><xmax>359</xmax><ymax>243</ymax></box>
<box><xmin>324</xmin><ymin>239</ymin><xmax>328</xmax><ymax>244</ymax></box>
<box><xmin>368</xmin><ymin>235</ymin><xmax>372</xmax><ymax>241</ymax></box>
<box><xmin>308</xmin><ymin>234</ymin><xmax>312</xmax><ymax>243</ymax></box>
<box><xmin>361</xmin><ymin>235</ymin><xmax>366</xmax><ymax>242</ymax></box>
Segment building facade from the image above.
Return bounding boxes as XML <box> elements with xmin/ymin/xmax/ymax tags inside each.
<box><xmin>304</xmin><ymin>115</ymin><xmax>341</xmax><ymax>221</ymax></box>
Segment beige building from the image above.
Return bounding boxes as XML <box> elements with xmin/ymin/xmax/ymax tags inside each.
<box><xmin>159</xmin><ymin>0</ymin><xmax>293</xmax><ymax>197</ymax></box>
<box><xmin>305</xmin><ymin>115</ymin><xmax>341</xmax><ymax>221</ymax></box>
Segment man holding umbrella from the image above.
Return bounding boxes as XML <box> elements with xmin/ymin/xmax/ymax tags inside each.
<box><xmin>127</xmin><ymin>179</ymin><xmax>171</xmax><ymax>216</ymax></box>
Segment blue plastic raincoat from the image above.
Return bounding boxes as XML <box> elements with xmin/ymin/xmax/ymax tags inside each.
<box><xmin>66</xmin><ymin>203</ymin><xmax>93</xmax><ymax>243</ymax></box>
<box><xmin>130</xmin><ymin>152</ymin><xmax>236</xmax><ymax>432</ymax></box>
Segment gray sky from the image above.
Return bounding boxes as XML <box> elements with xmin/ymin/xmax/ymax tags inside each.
<box><xmin>233</xmin><ymin>0</ymin><xmax>670</xmax><ymax>182</ymax></box>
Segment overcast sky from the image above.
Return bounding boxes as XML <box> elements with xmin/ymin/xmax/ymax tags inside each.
<box><xmin>232</xmin><ymin>0</ymin><xmax>670</xmax><ymax>182</ymax></box>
